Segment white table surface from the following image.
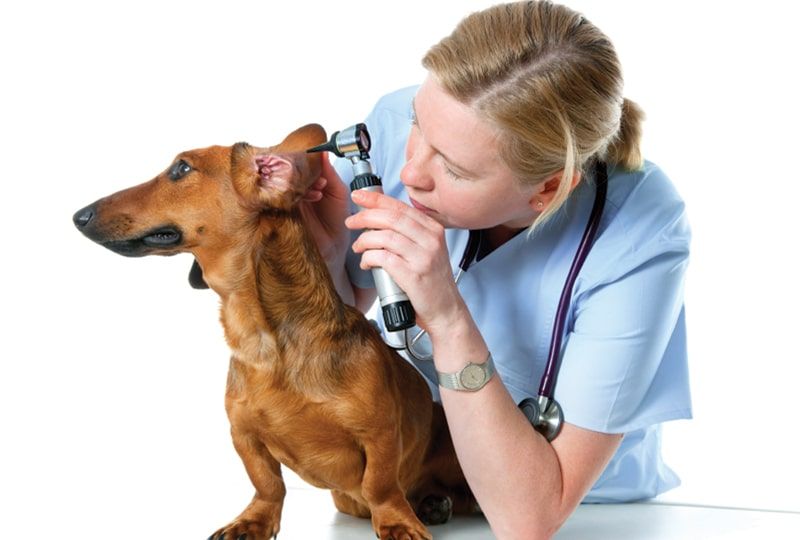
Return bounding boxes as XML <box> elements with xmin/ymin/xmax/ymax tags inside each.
<box><xmin>274</xmin><ymin>486</ymin><xmax>800</xmax><ymax>539</ymax></box>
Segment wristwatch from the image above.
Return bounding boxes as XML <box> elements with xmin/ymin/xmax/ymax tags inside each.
<box><xmin>437</xmin><ymin>353</ymin><xmax>496</xmax><ymax>392</ymax></box>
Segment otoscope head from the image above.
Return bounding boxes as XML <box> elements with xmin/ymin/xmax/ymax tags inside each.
<box><xmin>307</xmin><ymin>123</ymin><xmax>371</xmax><ymax>159</ymax></box>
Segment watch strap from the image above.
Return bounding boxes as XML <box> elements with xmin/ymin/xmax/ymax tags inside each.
<box><xmin>437</xmin><ymin>352</ymin><xmax>495</xmax><ymax>392</ymax></box>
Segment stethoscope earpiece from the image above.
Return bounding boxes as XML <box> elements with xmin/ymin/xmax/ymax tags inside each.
<box><xmin>519</xmin><ymin>395</ymin><xmax>564</xmax><ymax>443</ymax></box>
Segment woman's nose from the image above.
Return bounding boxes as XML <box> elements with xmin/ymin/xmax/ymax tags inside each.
<box><xmin>401</xmin><ymin>136</ymin><xmax>435</xmax><ymax>191</ymax></box>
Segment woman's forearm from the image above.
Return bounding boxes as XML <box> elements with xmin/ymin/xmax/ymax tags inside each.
<box><xmin>430</xmin><ymin>312</ymin><xmax>568</xmax><ymax>539</ymax></box>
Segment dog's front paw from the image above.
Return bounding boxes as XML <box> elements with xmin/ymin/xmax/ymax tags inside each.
<box><xmin>207</xmin><ymin>519</ymin><xmax>278</xmax><ymax>540</ymax></box>
<box><xmin>371</xmin><ymin>497</ymin><xmax>433</xmax><ymax>540</ymax></box>
<box><xmin>375</xmin><ymin>520</ymin><xmax>433</xmax><ymax>540</ymax></box>
<box><xmin>376</xmin><ymin>523</ymin><xmax>433</xmax><ymax>540</ymax></box>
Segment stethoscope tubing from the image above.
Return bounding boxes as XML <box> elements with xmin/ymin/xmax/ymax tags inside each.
<box><xmin>539</xmin><ymin>160</ymin><xmax>608</xmax><ymax>399</ymax></box>
<box><xmin>391</xmin><ymin>160</ymin><xmax>609</xmax><ymax>431</ymax></box>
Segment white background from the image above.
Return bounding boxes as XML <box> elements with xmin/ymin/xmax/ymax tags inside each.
<box><xmin>1</xmin><ymin>0</ymin><xmax>798</xmax><ymax>537</ymax></box>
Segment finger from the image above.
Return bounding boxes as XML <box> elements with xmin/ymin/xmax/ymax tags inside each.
<box><xmin>360</xmin><ymin>218</ymin><xmax>451</xmax><ymax>269</ymax></box>
<box><xmin>346</xmin><ymin>207</ymin><xmax>434</xmax><ymax>244</ymax></box>
<box><xmin>352</xmin><ymin>228</ymin><xmax>418</xmax><ymax>261</ymax></box>
<box><xmin>357</xmin><ymin>244</ymin><xmax>411</xmax><ymax>276</ymax></box>
<box><xmin>349</xmin><ymin>193</ymin><xmax>438</xmax><ymax>229</ymax></box>
<box><xmin>301</xmin><ymin>176</ymin><xmax>327</xmax><ymax>202</ymax></box>
<box><xmin>347</xmin><ymin>204</ymin><xmax>445</xmax><ymax>248</ymax></box>
<box><xmin>311</xmin><ymin>176</ymin><xmax>327</xmax><ymax>190</ymax></box>
<box><xmin>302</xmin><ymin>190</ymin><xmax>323</xmax><ymax>202</ymax></box>
<box><xmin>351</xmin><ymin>189</ymin><xmax>409</xmax><ymax>211</ymax></box>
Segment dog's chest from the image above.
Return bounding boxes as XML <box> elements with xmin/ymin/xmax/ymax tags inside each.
<box><xmin>227</xmin><ymin>389</ymin><xmax>366</xmax><ymax>491</ymax></box>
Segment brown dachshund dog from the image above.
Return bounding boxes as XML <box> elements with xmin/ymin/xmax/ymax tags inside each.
<box><xmin>73</xmin><ymin>124</ymin><xmax>475</xmax><ymax>540</ymax></box>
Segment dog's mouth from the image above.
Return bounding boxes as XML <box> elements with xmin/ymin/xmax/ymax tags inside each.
<box><xmin>142</xmin><ymin>227</ymin><xmax>182</xmax><ymax>247</ymax></box>
<box><xmin>102</xmin><ymin>226</ymin><xmax>183</xmax><ymax>256</ymax></box>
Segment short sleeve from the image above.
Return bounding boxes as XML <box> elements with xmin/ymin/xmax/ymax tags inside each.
<box><xmin>555</xmin><ymin>167</ymin><xmax>692</xmax><ymax>434</ymax></box>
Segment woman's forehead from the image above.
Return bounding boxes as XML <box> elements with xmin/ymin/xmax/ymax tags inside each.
<box><xmin>414</xmin><ymin>77</ymin><xmax>506</xmax><ymax>178</ymax></box>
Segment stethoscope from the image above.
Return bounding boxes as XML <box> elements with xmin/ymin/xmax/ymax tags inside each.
<box><xmin>388</xmin><ymin>159</ymin><xmax>608</xmax><ymax>442</ymax></box>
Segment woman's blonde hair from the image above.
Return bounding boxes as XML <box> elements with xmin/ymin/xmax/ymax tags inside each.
<box><xmin>422</xmin><ymin>0</ymin><xmax>644</xmax><ymax>228</ymax></box>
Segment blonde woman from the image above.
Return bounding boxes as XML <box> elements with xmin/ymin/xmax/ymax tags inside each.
<box><xmin>304</xmin><ymin>1</ymin><xmax>691</xmax><ymax>538</ymax></box>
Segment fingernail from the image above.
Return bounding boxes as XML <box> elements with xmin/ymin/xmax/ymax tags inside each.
<box><xmin>351</xmin><ymin>190</ymin><xmax>364</xmax><ymax>201</ymax></box>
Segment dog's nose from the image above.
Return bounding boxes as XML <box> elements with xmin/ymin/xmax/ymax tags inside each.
<box><xmin>73</xmin><ymin>205</ymin><xmax>95</xmax><ymax>228</ymax></box>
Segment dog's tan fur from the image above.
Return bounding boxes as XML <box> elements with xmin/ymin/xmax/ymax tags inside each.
<box><xmin>74</xmin><ymin>124</ymin><xmax>474</xmax><ymax>539</ymax></box>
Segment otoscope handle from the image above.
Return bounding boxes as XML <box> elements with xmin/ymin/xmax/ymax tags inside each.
<box><xmin>349</xmin><ymin>175</ymin><xmax>416</xmax><ymax>332</ymax></box>
<box><xmin>306</xmin><ymin>123</ymin><xmax>415</xmax><ymax>332</ymax></box>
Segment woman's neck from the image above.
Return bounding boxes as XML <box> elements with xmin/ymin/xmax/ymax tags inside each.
<box><xmin>478</xmin><ymin>224</ymin><xmax>526</xmax><ymax>260</ymax></box>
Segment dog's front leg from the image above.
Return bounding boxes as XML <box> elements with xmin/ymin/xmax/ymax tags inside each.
<box><xmin>362</xmin><ymin>434</ymin><xmax>433</xmax><ymax>540</ymax></box>
<box><xmin>209</xmin><ymin>429</ymin><xmax>284</xmax><ymax>540</ymax></box>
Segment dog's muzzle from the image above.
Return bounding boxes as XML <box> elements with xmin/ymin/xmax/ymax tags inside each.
<box><xmin>73</xmin><ymin>203</ymin><xmax>183</xmax><ymax>256</ymax></box>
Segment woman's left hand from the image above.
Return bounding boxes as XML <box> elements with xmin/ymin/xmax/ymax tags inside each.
<box><xmin>345</xmin><ymin>189</ymin><xmax>468</xmax><ymax>338</ymax></box>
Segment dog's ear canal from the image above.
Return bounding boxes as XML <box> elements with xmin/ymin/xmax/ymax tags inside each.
<box><xmin>253</xmin><ymin>152</ymin><xmax>320</xmax><ymax>208</ymax></box>
<box><xmin>255</xmin><ymin>154</ymin><xmax>296</xmax><ymax>195</ymax></box>
<box><xmin>230</xmin><ymin>125</ymin><xmax>326</xmax><ymax>210</ymax></box>
<box><xmin>189</xmin><ymin>258</ymin><xmax>209</xmax><ymax>289</ymax></box>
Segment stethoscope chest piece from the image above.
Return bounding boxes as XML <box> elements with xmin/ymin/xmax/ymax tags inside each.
<box><xmin>395</xmin><ymin>160</ymin><xmax>608</xmax><ymax>444</ymax></box>
<box><xmin>519</xmin><ymin>395</ymin><xmax>564</xmax><ymax>442</ymax></box>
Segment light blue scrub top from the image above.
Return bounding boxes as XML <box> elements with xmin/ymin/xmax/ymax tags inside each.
<box><xmin>334</xmin><ymin>86</ymin><xmax>692</xmax><ymax>503</ymax></box>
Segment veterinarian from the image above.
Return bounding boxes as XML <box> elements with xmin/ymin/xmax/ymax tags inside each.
<box><xmin>302</xmin><ymin>2</ymin><xmax>690</xmax><ymax>538</ymax></box>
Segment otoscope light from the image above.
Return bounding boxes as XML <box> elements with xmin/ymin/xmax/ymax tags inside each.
<box><xmin>307</xmin><ymin>123</ymin><xmax>371</xmax><ymax>160</ymax></box>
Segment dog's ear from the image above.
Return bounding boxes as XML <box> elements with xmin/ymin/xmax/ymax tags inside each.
<box><xmin>188</xmin><ymin>258</ymin><xmax>209</xmax><ymax>289</ymax></box>
<box><xmin>230</xmin><ymin>124</ymin><xmax>326</xmax><ymax>210</ymax></box>
<box><xmin>274</xmin><ymin>123</ymin><xmax>326</xmax><ymax>189</ymax></box>
<box><xmin>275</xmin><ymin>123</ymin><xmax>327</xmax><ymax>155</ymax></box>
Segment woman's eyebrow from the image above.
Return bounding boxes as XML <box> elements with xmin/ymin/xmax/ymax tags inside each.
<box><xmin>411</xmin><ymin>98</ymin><xmax>477</xmax><ymax>177</ymax></box>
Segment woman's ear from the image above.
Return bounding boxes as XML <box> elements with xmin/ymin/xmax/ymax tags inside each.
<box><xmin>528</xmin><ymin>169</ymin><xmax>582</xmax><ymax>212</ymax></box>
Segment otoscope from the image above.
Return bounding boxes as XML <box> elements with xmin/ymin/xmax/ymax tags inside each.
<box><xmin>307</xmin><ymin>123</ymin><xmax>416</xmax><ymax>332</ymax></box>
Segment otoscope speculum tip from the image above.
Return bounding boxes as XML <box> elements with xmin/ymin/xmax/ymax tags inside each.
<box><xmin>306</xmin><ymin>131</ymin><xmax>342</xmax><ymax>156</ymax></box>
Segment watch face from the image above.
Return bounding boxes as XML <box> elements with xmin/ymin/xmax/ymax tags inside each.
<box><xmin>460</xmin><ymin>364</ymin><xmax>486</xmax><ymax>390</ymax></box>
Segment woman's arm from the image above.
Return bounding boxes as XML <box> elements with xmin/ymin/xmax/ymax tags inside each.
<box><xmin>347</xmin><ymin>189</ymin><xmax>622</xmax><ymax>538</ymax></box>
<box><xmin>432</xmin><ymin>311</ymin><xmax>621</xmax><ymax>539</ymax></box>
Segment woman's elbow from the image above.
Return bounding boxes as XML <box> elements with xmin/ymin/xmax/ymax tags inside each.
<box><xmin>490</xmin><ymin>505</ymin><xmax>572</xmax><ymax>540</ymax></box>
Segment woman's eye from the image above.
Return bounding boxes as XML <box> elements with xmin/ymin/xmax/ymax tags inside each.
<box><xmin>444</xmin><ymin>164</ymin><xmax>465</xmax><ymax>181</ymax></box>
<box><xmin>169</xmin><ymin>159</ymin><xmax>192</xmax><ymax>181</ymax></box>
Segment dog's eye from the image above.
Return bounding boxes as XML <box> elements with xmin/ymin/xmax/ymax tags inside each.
<box><xmin>169</xmin><ymin>159</ymin><xmax>192</xmax><ymax>181</ymax></box>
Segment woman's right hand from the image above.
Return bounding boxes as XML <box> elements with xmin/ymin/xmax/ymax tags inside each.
<box><xmin>299</xmin><ymin>153</ymin><xmax>351</xmax><ymax>269</ymax></box>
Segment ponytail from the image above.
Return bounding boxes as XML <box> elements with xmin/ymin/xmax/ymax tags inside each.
<box><xmin>424</xmin><ymin>1</ymin><xmax>644</xmax><ymax>229</ymax></box>
<box><xmin>605</xmin><ymin>98</ymin><xmax>645</xmax><ymax>171</ymax></box>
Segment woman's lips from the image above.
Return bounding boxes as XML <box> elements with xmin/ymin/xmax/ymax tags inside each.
<box><xmin>409</xmin><ymin>197</ymin><xmax>434</xmax><ymax>213</ymax></box>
